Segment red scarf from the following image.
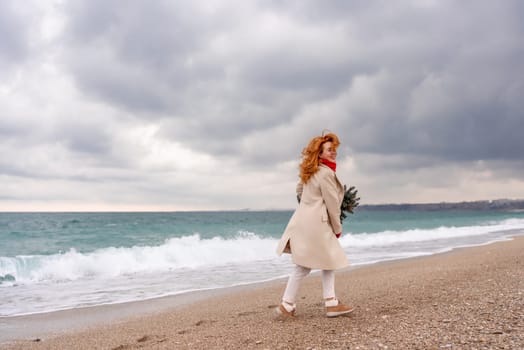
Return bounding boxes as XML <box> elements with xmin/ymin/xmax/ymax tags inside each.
<box><xmin>320</xmin><ymin>158</ymin><xmax>336</xmax><ymax>172</ymax></box>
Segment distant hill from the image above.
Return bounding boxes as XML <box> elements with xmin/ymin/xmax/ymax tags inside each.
<box><xmin>359</xmin><ymin>199</ymin><xmax>524</xmax><ymax>211</ymax></box>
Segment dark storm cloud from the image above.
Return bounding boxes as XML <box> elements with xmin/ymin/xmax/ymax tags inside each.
<box><xmin>2</xmin><ymin>0</ymin><xmax>524</xmax><ymax>209</ymax></box>
<box><xmin>61</xmin><ymin>0</ymin><xmax>226</xmax><ymax>113</ymax></box>
<box><xmin>58</xmin><ymin>1</ymin><xmax>354</xmax><ymax>161</ymax></box>
<box><xmin>320</xmin><ymin>1</ymin><xmax>524</xmax><ymax>164</ymax></box>
<box><xmin>56</xmin><ymin>0</ymin><xmax>524</xmax><ymax>167</ymax></box>
<box><xmin>339</xmin><ymin>45</ymin><xmax>524</xmax><ymax>162</ymax></box>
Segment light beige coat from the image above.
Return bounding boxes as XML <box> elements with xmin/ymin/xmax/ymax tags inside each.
<box><xmin>276</xmin><ymin>164</ymin><xmax>349</xmax><ymax>270</ymax></box>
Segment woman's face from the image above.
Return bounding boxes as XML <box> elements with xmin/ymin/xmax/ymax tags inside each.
<box><xmin>319</xmin><ymin>141</ymin><xmax>337</xmax><ymax>162</ymax></box>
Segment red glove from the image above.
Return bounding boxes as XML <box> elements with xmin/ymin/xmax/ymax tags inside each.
<box><xmin>336</xmin><ymin>232</ymin><xmax>341</xmax><ymax>238</ymax></box>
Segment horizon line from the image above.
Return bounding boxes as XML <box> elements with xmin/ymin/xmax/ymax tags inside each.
<box><xmin>1</xmin><ymin>198</ymin><xmax>523</xmax><ymax>213</ymax></box>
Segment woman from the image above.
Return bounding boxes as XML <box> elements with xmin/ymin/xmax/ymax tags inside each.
<box><xmin>275</xmin><ymin>132</ymin><xmax>353</xmax><ymax>318</ymax></box>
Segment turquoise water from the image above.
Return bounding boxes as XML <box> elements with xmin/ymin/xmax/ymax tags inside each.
<box><xmin>1</xmin><ymin>209</ymin><xmax>523</xmax><ymax>316</ymax></box>
<box><xmin>2</xmin><ymin>210</ymin><xmax>521</xmax><ymax>256</ymax></box>
<box><xmin>0</xmin><ymin>211</ymin><xmax>292</xmax><ymax>256</ymax></box>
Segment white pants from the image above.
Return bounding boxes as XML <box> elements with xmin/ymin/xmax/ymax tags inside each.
<box><xmin>282</xmin><ymin>264</ymin><xmax>336</xmax><ymax>304</ymax></box>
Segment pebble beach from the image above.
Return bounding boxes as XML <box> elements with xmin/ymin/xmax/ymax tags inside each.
<box><xmin>2</xmin><ymin>235</ymin><xmax>523</xmax><ymax>349</ymax></box>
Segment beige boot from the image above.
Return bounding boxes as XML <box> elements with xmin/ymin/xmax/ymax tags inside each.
<box><xmin>325</xmin><ymin>298</ymin><xmax>354</xmax><ymax>318</ymax></box>
<box><xmin>274</xmin><ymin>301</ymin><xmax>296</xmax><ymax>318</ymax></box>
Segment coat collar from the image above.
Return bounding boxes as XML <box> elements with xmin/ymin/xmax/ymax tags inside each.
<box><xmin>319</xmin><ymin>164</ymin><xmax>343</xmax><ymax>190</ymax></box>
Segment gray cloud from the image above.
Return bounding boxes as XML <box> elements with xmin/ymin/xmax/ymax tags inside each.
<box><xmin>61</xmin><ymin>1</ymin><xmax>228</xmax><ymax>113</ymax></box>
<box><xmin>1</xmin><ymin>0</ymin><xmax>524</xmax><ymax>209</ymax></box>
<box><xmin>56</xmin><ymin>1</ymin><xmax>524</xmax><ymax>163</ymax></box>
<box><xmin>0</xmin><ymin>2</ymin><xmax>30</xmax><ymax>65</ymax></box>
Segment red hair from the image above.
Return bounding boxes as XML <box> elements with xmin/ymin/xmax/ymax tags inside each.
<box><xmin>299</xmin><ymin>133</ymin><xmax>340</xmax><ymax>184</ymax></box>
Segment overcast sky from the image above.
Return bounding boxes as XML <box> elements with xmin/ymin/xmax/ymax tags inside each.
<box><xmin>1</xmin><ymin>0</ymin><xmax>523</xmax><ymax>211</ymax></box>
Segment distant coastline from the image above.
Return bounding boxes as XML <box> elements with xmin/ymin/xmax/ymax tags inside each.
<box><xmin>359</xmin><ymin>198</ymin><xmax>524</xmax><ymax>211</ymax></box>
<box><xmin>2</xmin><ymin>199</ymin><xmax>524</xmax><ymax>213</ymax></box>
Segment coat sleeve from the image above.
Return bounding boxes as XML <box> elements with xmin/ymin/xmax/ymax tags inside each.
<box><xmin>319</xmin><ymin>171</ymin><xmax>342</xmax><ymax>234</ymax></box>
<box><xmin>296</xmin><ymin>181</ymin><xmax>304</xmax><ymax>202</ymax></box>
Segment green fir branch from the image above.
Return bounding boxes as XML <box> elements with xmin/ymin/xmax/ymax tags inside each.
<box><xmin>340</xmin><ymin>185</ymin><xmax>360</xmax><ymax>222</ymax></box>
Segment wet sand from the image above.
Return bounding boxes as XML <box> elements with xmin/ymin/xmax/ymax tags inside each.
<box><xmin>2</xmin><ymin>235</ymin><xmax>523</xmax><ymax>349</ymax></box>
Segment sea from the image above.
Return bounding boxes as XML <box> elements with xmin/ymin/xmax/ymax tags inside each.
<box><xmin>1</xmin><ymin>209</ymin><xmax>524</xmax><ymax>317</ymax></box>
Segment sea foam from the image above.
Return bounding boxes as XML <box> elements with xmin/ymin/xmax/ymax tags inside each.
<box><xmin>1</xmin><ymin>217</ymin><xmax>523</xmax><ymax>316</ymax></box>
<box><xmin>0</xmin><ymin>231</ymin><xmax>277</xmax><ymax>286</ymax></box>
<box><xmin>340</xmin><ymin>218</ymin><xmax>524</xmax><ymax>248</ymax></box>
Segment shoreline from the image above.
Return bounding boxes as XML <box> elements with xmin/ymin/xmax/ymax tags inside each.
<box><xmin>2</xmin><ymin>234</ymin><xmax>523</xmax><ymax>349</ymax></box>
<box><xmin>3</xmin><ymin>229</ymin><xmax>521</xmax><ymax>320</ymax></box>
<box><xmin>0</xmin><ymin>277</ymin><xmax>290</xmax><ymax>344</ymax></box>
<box><xmin>1</xmin><ymin>233</ymin><xmax>517</xmax><ymax>338</ymax></box>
